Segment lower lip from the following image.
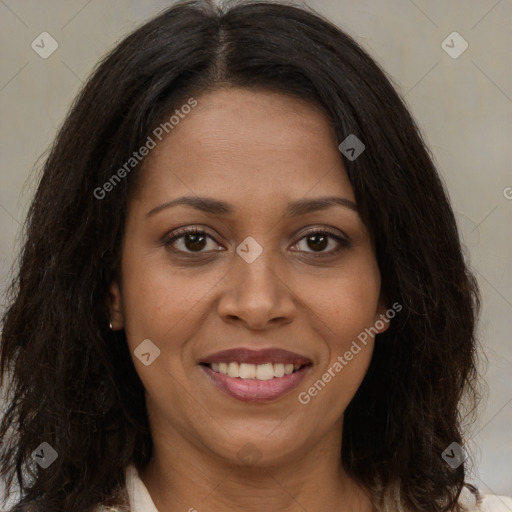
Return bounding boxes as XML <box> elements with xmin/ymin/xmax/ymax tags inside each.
<box><xmin>200</xmin><ymin>364</ymin><xmax>311</xmax><ymax>402</ymax></box>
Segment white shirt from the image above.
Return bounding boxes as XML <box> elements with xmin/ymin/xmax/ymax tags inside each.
<box><xmin>95</xmin><ymin>464</ymin><xmax>512</xmax><ymax>511</ymax></box>
<box><xmin>123</xmin><ymin>464</ymin><xmax>159</xmax><ymax>512</ymax></box>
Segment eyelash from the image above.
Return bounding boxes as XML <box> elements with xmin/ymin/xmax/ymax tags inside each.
<box><xmin>163</xmin><ymin>226</ymin><xmax>351</xmax><ymax>258</ymax></box>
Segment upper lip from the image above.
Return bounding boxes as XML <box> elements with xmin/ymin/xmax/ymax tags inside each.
<box><xmin>199</xmin><ymin>348</ymin><xmax>312</xmax><ymax>366</ymax></box>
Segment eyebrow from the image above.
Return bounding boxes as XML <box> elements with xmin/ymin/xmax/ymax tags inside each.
<box><xmin>146</xmin><ymin>195</ymin><xmax>358</xmax><ymax>218</ymax></box>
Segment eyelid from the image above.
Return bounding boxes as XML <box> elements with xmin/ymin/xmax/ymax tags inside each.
<box><xmin>296</xmin><ymin>225</ymin><xmax>350</xmax><ymax>242</ymax></box>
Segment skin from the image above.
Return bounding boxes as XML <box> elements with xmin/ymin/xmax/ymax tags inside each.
<box><xmin>109</xmin><ymin>86</ymin><xmax>389</xmax><ymax>512</ymax></box>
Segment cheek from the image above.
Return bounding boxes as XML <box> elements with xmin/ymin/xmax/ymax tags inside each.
<box><xmin>301</xmin><ymin>342</ymin><xmax>374</xmax><ymax>427</ymax></box>
<box><xmin>119</xmin><ymin>244</ymin><xmax>223</xmax><ymax>350</ymax></box>
<box><xmin>119</xmin><ymin>251</ymin><xmax>206</xmax><ymax>411</ymax></box>
<box><xmin>297</xmin><ymin>271</ymin><xmax>378</xmax><ymax>419</ymax></box>
<box><xmin>296</xmin><ymin>254</ymin><xmax>380</xmax><ymax>405</ymax></box>
<box><xmin>302</xmin><ymin>255</ymin><xmax>381</xmax><ymax>345</ymax></box>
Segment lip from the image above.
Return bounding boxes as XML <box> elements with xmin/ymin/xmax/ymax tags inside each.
<box><xmin>199</xmin><ymin>347</ymin><xmax>312</xmax><ymax>366</ymax></box>
<box><xmin>200</xmin><ymin>363</ymin><xmax>312</xmax><ymax>402</ymax></box>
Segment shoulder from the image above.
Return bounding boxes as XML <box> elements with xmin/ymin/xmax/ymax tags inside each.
<box><xmin>478</xmin><ymin>494</ymin><xmax>512</xmax><ymax>511</ymax></box>
<box><xmin>458</xmin><ymin>484</ymin><xmax>512</xmax><ymax>511</ymax></box>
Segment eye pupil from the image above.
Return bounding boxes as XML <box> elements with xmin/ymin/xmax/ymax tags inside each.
<box><xmin>308</xmin><ymin>234</ymin><xmax>328</xmax><ymax>251</ymax></box>
<box><xmin>185</xmin><ymin>234</ymin><xmax>207</xmax><ymax>251</ymax></box>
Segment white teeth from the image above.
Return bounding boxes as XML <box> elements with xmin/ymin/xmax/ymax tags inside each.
<box><xmin>256</xmin><ymin>363</ymin><xmax>274</xmax><ymax>380</ymax></box>
<box><xmin>239</xmin><ymin>363</ymin><xmax>256</xmax><ymax>379</ymax></box>
<box><xmin>208</xmin><ymin>362</ymin><xmax>305</xmax><ymax>379</ymax></box>
<box><xmin>227</xmin><ymin>362</ymin><xmax>239</xmax><ymax>378</ymax></box>
<box><xmin>274</xmin><ymin>363</ymin><xmax>285</xmax><ymax>378</ymax></box>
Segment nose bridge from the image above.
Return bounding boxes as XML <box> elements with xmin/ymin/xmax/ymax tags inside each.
<box><xmin>234</xmin><ymin>235</ymin><xmax>282</xmax><ymax>295</ymax></box>
<box><xmin>217</xmin><ymin>235</ymin><xmax>295</xmax><ymax>327</ymax></box>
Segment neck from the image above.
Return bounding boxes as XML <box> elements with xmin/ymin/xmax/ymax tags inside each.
<box><xmin>138</xmin><ymin>426</ymin><xmax>374</xmax><ymax>512</ymax></box>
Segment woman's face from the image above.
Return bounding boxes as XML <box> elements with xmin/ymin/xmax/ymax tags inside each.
<box><xmin>109</xmin><ymin>87</ymin><xmax>388</xmax><ymax>466</ymax></box>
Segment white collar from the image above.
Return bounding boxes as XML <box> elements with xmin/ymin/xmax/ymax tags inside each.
<box><xmin>125</xmin><ymin>464</ymin><xmax>159</xmax><ymax>512</ymax></box>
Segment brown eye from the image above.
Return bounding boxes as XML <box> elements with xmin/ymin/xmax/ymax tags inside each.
<box><xmin>183</xmin><ymin>233</ymin><xmax>207</xmax><ymax>251</ymax></box>
<box><xmin>305</xmin><ymin>233</ymin><xmax>329</xmax><ymax>252</ymax></box>
<box><xmin>164</xmin><ymin>228</ymin><xmax>221</xmax><ymax>253</ymax></box>
<box><xmin>292</xmin><ymin>229</ymin><xmax>351</xmax><ymax>256</ymax></box>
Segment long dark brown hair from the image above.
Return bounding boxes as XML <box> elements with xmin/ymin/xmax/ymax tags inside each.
<box><xmin>0</xmin><ymin>1</ymin><xmax>481</xmax><ymax>510</ymax></box>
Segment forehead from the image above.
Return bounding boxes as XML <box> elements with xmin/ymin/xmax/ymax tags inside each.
<box><xmin>132</xmin><ymin>87</ymin><xmax>355</xmax><ymax>207</ymax></box>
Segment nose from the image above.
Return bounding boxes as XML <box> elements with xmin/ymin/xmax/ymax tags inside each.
<box><xmin>217</xmin><ymin>246</ymin><xmax>296</xmax><ymax>330</ymax></box>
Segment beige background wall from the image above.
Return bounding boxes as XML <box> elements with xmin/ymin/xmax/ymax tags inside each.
<box><xmin>1</xmin><ymin>0</ymin><xmax>511</xmax><ymax>502</ymax></box>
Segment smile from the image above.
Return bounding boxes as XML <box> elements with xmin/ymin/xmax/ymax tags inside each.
<box><xmin>198</xmin><ymin>347</ymin><xmax>313</xmax><ymax>402</ymax></box>
<box><xmin>205</xmin><ymin>361</ymin><xmax>306</xmax><ymax>380</ymax></box>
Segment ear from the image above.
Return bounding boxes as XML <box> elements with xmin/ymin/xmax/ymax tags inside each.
<box><xmin>108</xmin><ymin>280</ymin><xmax>124</xmax><ymax>330</ymax></box>
<box><xmin>374</xmin><ymin>295</ymin><xmax>391</xmax><ymax>335</ymax></box>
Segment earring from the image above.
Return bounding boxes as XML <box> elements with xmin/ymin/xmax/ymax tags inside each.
<box><xmin>109</xmin><ymin>322</ymin><xmax>113</xmax><ymax>330</ymax></box>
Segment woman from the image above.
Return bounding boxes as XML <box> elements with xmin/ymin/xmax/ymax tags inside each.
<box><xmin>1</xmin><ymin>0</ymin><xmax>510</xmax><ymax>511</ymax></box>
